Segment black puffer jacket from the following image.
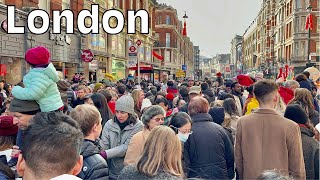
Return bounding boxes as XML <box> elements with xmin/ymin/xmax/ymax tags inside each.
<box><xmin>300</xmin><ymin>127</ymin><xmax>319</xmax><ymax>180</ymax></box>
<box><xmin>183</xmin><ymin>113</ymin><xmax>234</xmax><ymax>179</ymax></box>
<box><xmin>77</xmin><ymin>140</ymin><xmax>109</xmax><ymax>180</ymax></box>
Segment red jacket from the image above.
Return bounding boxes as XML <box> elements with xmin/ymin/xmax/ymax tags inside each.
<box><xmin>278</xmin><ymin>87</ymin><xmax>294</xmax><ymax>104</ymax></box>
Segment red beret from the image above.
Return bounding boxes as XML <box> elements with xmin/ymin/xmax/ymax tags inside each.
<box><xmin>216</xmin><ymin>72</ymin><xmax>222</xmax><ymax>77</ymax></box>
<box><xmin>236</xmin><ymin>74</ymin><xmax>254</xmax><ymax>87</ymax></box>
<box><xmin>25</xmin><ymin>46</ymin><xmax>50</xmax><ymax>67</ymax></box>
<box><xmin>166</xmin><ymin>93</ymin><xmax>175</xmax><ymax>100</ymax></box>
<box><xmin>0</xmin><ymin>116</ymin><xmax>18</xmax><ymax>136</ymax></box>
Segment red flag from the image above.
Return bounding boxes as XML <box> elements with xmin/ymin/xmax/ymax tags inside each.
<box><xmin>305</xmin><ymin>14</ymin><xmax>313</xmax><ymax>30</ymax></box>
<box><xmin>152</xmin><ymin>50</ymin><xmax>163</xmax><ymax>61</ymax></box>
<box><xmin>182</xmin><ymin>21</ymin><xmax>187</xmax><ymax>36</ymax></box>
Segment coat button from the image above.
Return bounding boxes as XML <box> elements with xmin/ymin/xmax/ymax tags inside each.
<box><xmin>83</xmin><ymin>166</ymin><xmax>88</xmax><ymax>172</ymax></box>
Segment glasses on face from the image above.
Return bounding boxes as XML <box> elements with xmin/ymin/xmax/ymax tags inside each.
<box><xmin>153</xmin><ymin>117</ymin><xmax>165</xmax><ymax>122</ymax></box>
<box><xmin>171</xmin><ymin>126</ymin><xmax>193</xmax><ymax>135</ymax></box>
<box><xmin>178</xmin><ymin>129</ymin><xmax>193</xmax><ymax>135</ymax></box>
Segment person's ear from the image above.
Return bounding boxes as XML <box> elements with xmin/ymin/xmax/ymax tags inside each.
<box><xmin>17</xmin><ymin>154</ymin><xmax>26</xmax><ymax>177</ymax></box>
<box><xmin>72</xmin><ymin>155</ymin><xmax>83</xmax><ymax>175</ymax></box>
<box><xmin>92</xmin><ymin>123</ymin><xmax>98</xmax><ymax>133</ymax></box>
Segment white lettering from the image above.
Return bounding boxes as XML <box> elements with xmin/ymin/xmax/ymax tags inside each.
<box><xmin>77</xmin><ymin>5</ymin><xmax>99</xmax><ymax>34</ymax></box>
<box><xmin>102</xmin><ymin>10</ymin><xmax>124</xmax><ymax>35</ymax></box>
<box><xmin>53</xmin><ymin>10</ymin><xmax>74</xmax><ymax>34</ymax></box>
<box><xmin>128</xmin><ymin>10</ymin><xmax>149</xmax><ymax>34</ymax></box>
<box><xmin>7</xmin><ymin>6</ymin><xmax>24</xmax><ymax>34</ymax></box>
<box><xmin>27</xmin><ymin>10</ymin><xmax>50</xmax><ymax>34</ymax></box>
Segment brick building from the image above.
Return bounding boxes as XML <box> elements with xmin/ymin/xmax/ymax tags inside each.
<box><xmin>0</xmin><ymin>0</ymin><xmax>83</xmax><ymax>84</ymax></box>
<box><xmin>153</xmin><ymin>3</ymin><xmax>194</xmax><ymax>81</ymax></box>
<box><xmin>242</xmin><ymin>0</ymin><xmax>319</xmax><ymax>75</ymax></box>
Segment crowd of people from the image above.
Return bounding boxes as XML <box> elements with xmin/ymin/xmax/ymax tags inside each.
<box><xmin>0</xmin><ymin>46</ymin><xmax>319</xmax><ymax>180</ymax></box>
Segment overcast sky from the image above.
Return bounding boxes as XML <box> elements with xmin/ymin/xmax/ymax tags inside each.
<box><xmin>157</xmin><ymin>0</ymin><xmax>262</xmax><ymax>57</ymax></box>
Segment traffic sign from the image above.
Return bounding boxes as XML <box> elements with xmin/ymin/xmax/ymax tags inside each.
<box><xmin>129</xmin><ymin>45</ymin><xmax>136</xmax><ymax>53</ymax></box>
<box><xmin>176</xmin><ymin>69</ymin><xmax>185</xmax><ymax>78</ymax></box>
<box><xmin>182</xmin><ymin>65</ymin><xmax>187</xmax><ymax>71</ymax></box>
<box><xmin>136</xmin><ymin>40</ymin><xmax>142</xmax><ymax>46</ymax></box>
<box><xmin>128</xmin><ymin>45</ymin><xmax>137</xmax><ymax>67</ymax></box>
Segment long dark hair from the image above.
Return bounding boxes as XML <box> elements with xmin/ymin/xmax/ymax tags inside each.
<box><xmin>223</xmin><ymin>98</ymin><xmax>239</xmax><ymax>116</ymax></box>
<box><xmin>90</xmin><ymin>93</ymin><xmax>113</xmax><ymax>128</ymax></box>
<box><xmin>169</xmin><ymin>112</ymin><xmax>192</xmax><ymax>134</ymax></box>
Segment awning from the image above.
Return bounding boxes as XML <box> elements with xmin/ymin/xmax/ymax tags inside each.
<box><xmin>152</xmin><ymin>50</ymin><xmax>163</xmax><ymax>61</ymax></box>
<box><xmin>129</xmin><ymin>64</ymin><xmax>153</xmax><ymax>71</ymax></box>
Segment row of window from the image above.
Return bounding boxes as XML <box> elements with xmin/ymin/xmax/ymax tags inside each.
<box><xmin>158</xmin><ymin>15</ymin><xmax>171</xmax><ymax>25</ymax></box>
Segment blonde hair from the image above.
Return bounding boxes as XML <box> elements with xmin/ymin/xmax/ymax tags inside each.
<box><xmin>132</xmin><ymin>89</ymin><xmax>143</xmax><ymax>107</ymax></box>
<box><xmin>137</xmin><ymin>126</ymin><xmax>183</xmax><ymax>177</ymax></box>
<box><xmin>70</xmin><ymin>104</ymin><xmax>101</xmax><ymax>136</ymax></box>
<box><xmin>289</xmin><ymin>88</ymin><xmax>314</xmax><ymax>115</ymax></box>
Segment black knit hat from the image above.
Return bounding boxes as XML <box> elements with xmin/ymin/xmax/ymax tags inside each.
<box><xmin>284</xmin><ymin>104</ymin><xmax>308</xmax><ymax>124</ymax></box>
<box><xmin>209</xmin><ymin>107</ymin><xmax>225</xmax><ymax>125</ymax></box>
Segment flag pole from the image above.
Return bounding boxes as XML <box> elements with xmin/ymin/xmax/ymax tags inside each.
<box><xmin>306</xmin><ymin>1</ymin><xmax>312</xmax><ymax>67</ymax></box>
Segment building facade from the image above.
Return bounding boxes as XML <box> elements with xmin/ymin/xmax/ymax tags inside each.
<box><xmin>0</xmin><ymin>0</ymin><xmax>83</xmax><ymax>84</ymax></box>
<box><xmin>193</xmin><ymin>46</ymin><xmax>200</xmax><ymax>80</ymax></box>
<box><xmin>230</xmin><ymin>35</ymin><xmax>243</xmax><ymax>76</ymax></box>
<box><xmin>242</xmin><ymin>0</ymin><xmax>319</xmax><ymax>75</ymax></box>
<box><xmin>154</xmin><ymin>3</ymin><xmax>194</xmax><ymax>81</ymax></box>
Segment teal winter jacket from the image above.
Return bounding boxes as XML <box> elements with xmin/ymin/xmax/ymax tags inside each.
<box><xmin>12</xmin><ymin>63</ymin><xmax>63</xmax><ymax>112</ymax></box>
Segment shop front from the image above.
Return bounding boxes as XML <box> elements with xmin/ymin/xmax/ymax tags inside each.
<box><xmin>129</xmin><ymin>63</ymin><xmax>153</xmax><ymax>82</ymax></box>
<box><xmin>112</xmin><ymin>59</ymin><xmax>126</xmax><ymax>80</ymax></box>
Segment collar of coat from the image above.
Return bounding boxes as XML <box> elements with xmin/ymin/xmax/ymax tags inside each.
<box><xmin>300</xmin><ymin>126</ymin><xmax>315</xmax><ymax>137</ymax></box>
<box><xmin>109</xmin><ymin>118</ymin><xmax>139</xmax><ymax>131</ymax></box>
<box><xmin>252</xmin><ymin>108</ymin><xmax>280</xmax><ymax>115</ymax></box>
<box><xmin>191</xmin><ymin>113</ymin><xmax>213</xmax><ymax>122</ymax></box>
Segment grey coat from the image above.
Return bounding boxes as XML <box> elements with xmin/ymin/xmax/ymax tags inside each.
<box><xmin>101</xmin><ymin>118</ymin><xmax>143</xmax><ymax>179</ymax></box>
<box><xmin>300</xmin><ymin>127</ymin><xmax>319</xmax><ymax>180</ymax></box>
<box><xmin>118</xmin><ymin>165</ymin><xmax>181</xmax><ymax>180</ymax></box>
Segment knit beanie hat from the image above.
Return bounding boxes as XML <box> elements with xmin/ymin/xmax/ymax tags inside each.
<box><xmin>25</xmin><ymin>46</ymin><xmax>50</xmax><ymax>67</ymax></box>
<box><xmin>141</xmin><ymin>105</ymin><xmax>165</xmax><ymax>126</ymax></box>
<box><xmin>209</xmin><ymin>107</ymin><xmax>225</xmax><ymax>125</ymax></box>
<box><xmin>9</xmin><ymin>98</ymin><xmax>40</xmax><ymax>115</ymax></box>
<box><xmin>94</xmin><ymin>83</ymin><xmax>104</xmax><ymax>92</ymax></box>
<box><xmin>284</xmin><ymin>104</ymin><xmax>308</xmax><ymax>124</ymax></box>
<box><xmin>141</xmin><ymin>98</ymin><xmax>152</xmax><ymax>113</ymax></box>
<box><xmin>0</xmin><ymin>116</ymin><xmax>18</xmax><ymax>136</ymax></box>
<box><xmin>116</xmin><ymin>95</ymin><xmax>135</xmax><ymax>115</ymax></box>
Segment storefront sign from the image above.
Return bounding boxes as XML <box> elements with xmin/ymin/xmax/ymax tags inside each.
<box><xmin>89</xmin><ymin>60</ymin><xmax>98</xmax><ymax>71</ymax></box>
<box><xmin>81</xmin><ymin>50</ymin><xmax>94</xmax><ymax>62</ymax></box>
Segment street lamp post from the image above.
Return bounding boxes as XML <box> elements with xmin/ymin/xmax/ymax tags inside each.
<box><xmin>306</xmin><ymin>1</ymin><xmax>312</xmax><ymax>67</ymax></box>
<box><xmin>183</xmin><ymin>12</ymin><xmax>188</xmax><ymax>78</ymax></box>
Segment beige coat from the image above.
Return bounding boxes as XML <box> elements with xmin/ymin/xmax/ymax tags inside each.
<box><xmin>124</xmin><ymin>128</ymin><xmax>151</xmax><ymax>166</ymax></box>
<box><xmin>235</xmin><ymin>109</ymin><xmax>306</xmax><ymax>180</ymax></box>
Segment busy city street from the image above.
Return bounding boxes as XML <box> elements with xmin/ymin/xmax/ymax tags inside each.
<box><xmin>0</xmin><ymin>0</ymin><xmax>319</xmax><ymax>180</ymax></box>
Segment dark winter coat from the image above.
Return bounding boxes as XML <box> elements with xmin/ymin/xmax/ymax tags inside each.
<box><xmin>118</xmin><ymin>165</ymin><xmax>180</xmax><ymax>180</ymax></box>
<box><xmin>300</xmin><ymin>127</ymin><xmax>319</xmax><ymax>180</ymax></box>
<box><xmin>183</xmin><ymin>113</ymin><xmax>235</xmax><ymax>179</ymax></box>
<box><xmin>77</xmin><ymin>140</ymin><xmax>109</xmax><ymax>180</ymax></box>
<box><xmin>72</xmin><ymin>98</ymin><xmax>85</xmax><ymax>108</ymax></box>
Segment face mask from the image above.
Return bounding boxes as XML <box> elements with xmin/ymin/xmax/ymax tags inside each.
<box><xmin>177</xmin><ymin>132</ymin><xmax>190</xmax><ymax>142</ymax></box>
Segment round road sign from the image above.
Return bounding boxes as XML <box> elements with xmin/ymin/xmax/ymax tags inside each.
<box><xmin>129</xmin><ymin>46</ymin><xmax>136</xmax><ymax>52</ymax></box>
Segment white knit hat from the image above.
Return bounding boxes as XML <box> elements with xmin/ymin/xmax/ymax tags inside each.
<box><xmin>141</xmin><ymin>98</ymin><xmax>152</xmax><ymax>113</ymax></box>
